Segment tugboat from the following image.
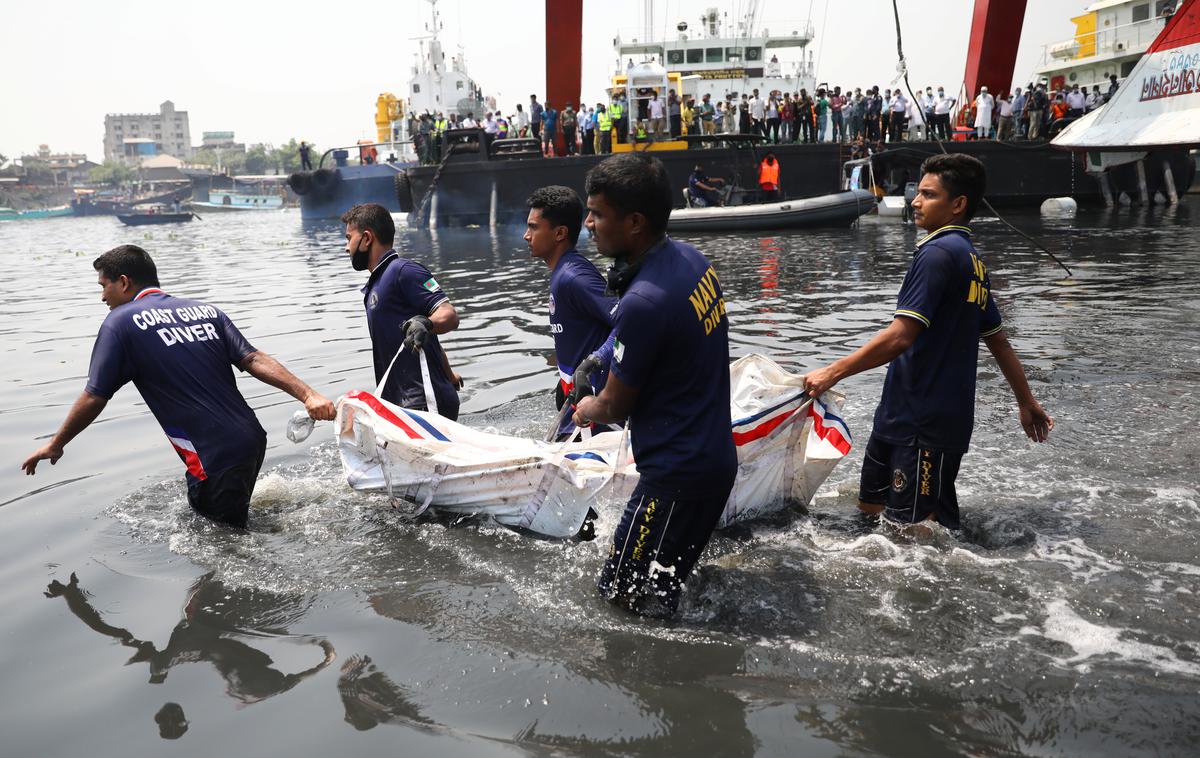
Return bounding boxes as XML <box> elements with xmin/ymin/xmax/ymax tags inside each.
<box><xmin>290</xmin><ymin>0</ymin><xmax>489</xmax><ymax>219</ymax></box>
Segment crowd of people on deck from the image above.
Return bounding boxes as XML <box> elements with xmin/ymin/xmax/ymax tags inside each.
<box><xmin>402</xmin><ymin>74</ymin><xmax>1125</xmax><ymax>164</ymax></box>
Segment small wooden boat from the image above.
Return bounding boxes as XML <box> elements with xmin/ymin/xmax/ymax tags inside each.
<box><xmin>668</xmin><ymin>189</ymin><xmax>877</xmax><ymax>232</ymax></box>
<box><xmin>116</xmin><ymin>212</ymin><xmax>194</xmax><ymax>226</ymax></box>
<box><xmin>0</xmin><ymin>205</ymin><xmax>74</xmax><ymax>221</ymax></box>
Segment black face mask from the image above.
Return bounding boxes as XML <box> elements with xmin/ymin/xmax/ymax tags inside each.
<box><xmin>351</xmin><ymin>237</ymin><xmax>370</xmax><ymax>271</ymax></box>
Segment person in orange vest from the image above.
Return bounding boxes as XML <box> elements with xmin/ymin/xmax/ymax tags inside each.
<box><xmin>758</xmin><ymin>152</ymin><xmax>781</xmax><ymax>203</ymax></box>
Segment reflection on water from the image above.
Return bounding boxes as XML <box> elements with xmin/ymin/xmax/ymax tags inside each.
<box><xmin>2</xmin><ymin>205</ymin><xmax>1199</xmax><ymax>756</ymax></box>
<box><xmin>45</xmin><ymin>571</ymin><xmax>335</xmax><ymax>739</ymax></box>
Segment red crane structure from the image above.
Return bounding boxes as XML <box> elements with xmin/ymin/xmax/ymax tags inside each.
<box><xmin>962</xmin><ymin>0</ymin><xmax>1029</xmax><ymax>99</ymax></box>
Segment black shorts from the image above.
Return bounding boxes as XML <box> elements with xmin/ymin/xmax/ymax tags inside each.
<box><xmin>597</xmin><ymin>482</ymin><xmax>730</xmax><ymax>617</ymax></box>
<box><xmin>859</xmin><ymin>434</ymin><xmax>963</xmax><ymax>529</ymax></box>
<box><xmin>185</xmin><ymin>439</ymin><xmax>267</xmax><ymax>529</ymax></box>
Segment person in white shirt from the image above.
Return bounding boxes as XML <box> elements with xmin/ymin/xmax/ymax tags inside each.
<box><xmin>933</xmin><ymin>88</ymin><xmax>955</xmax><ymax>140</ymax></box>
<box><xmin>1085</xmin><ymin>86</ymin><xmax>1101</xmax><ymax>112</ymax></box>
<box><xmin>515</xmin><ymin>104</ymin><xmax>530</xmax><ymax>137</ymax></box>
<box><xmin>647</xmin><ymin>92</ymin><xmax>666</xmax><ymax>139</ymax></box>
<box><xmin>461</xmin><ymin>113</ymin><xmax>479</xmax><ymax>129</ymax></box>
<box><xmin>996</xmin><ymin>94</ymin><xmax>1014</xmax><ymax>140</ymax></box>
<box><xmin>973</xmin><ymin>86</ymin><xmax>994</xmax><ymax>139</ymax></box>
<box><xmin>1066</xmin><ymin>85</ymin><xmax>1087</xmax><ymax>117</ymax></box>
<box><xmin>749</xmin><ymin>88</ymin><xmax>766</xmax><ymax>137</ymax></box>
<box><xmin>888</xmin><ymin>91</ymin><xmax>908</xmax><ymax>142</ymax></box>
<box><xmin>907</xmin><ymin>97</ymin><xmax>926</xmax><ymax>141</ymax></box>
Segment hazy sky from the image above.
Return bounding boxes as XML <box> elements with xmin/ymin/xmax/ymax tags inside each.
<box><xmin>1</xmin><ymin>0</ymin><xmax>1087</xmax><ymax>161</ymax></box>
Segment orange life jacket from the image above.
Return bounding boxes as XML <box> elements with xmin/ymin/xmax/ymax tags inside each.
<box><xmin>759</xmin><ymin>159</ymin><xmax>780</xmax><ymax>190</ymax></box>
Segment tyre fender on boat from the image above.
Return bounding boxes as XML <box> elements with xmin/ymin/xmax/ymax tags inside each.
<box><xmin>395</xmin><ymin>172</ymin><xmax>414</xmax><ymax>213</ymax></box>
<box><xmin>311</xmin><ymin>168</ymin><xmax>341</xmax><ymax>197</ymax></box>
<box><xmin>287</xmin><ymin>172</ymin><xmax>313</xmax><ymax>196</ymax></box>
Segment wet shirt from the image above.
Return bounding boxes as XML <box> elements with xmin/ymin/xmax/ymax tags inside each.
<box><xmin>550</xmin><ymin>250</ymin><xmax>618</xmax><ymax>435</ymax></box>
<box><xmin>85</xmin><ymin>290</ymin><xmax>264</xmax><ymax>481</ymax></box>
<box><xmin>362</xmin><ymin>251</ymin><xmax>459</xmax><ymax>416</ymax></box>
<box><xmin>610</xmin><ymin>238</ymin><xmax>736</xmax><ymax>497</ymax></box>
<box><xmin>872</xmin><ymin>226</ymin><xmax>1003</xmax><ymax>453</ymax></box>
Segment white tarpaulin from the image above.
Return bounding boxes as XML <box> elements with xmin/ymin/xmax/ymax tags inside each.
<box><xmin>335</xmin><ymin>354</ymin><xmax>852</xmax><ymax>538</ymax></box>
<box><xmin>1054</xmin><ymin>1</ymin><xmax>1200</xmax><ymax>150</ymax></box>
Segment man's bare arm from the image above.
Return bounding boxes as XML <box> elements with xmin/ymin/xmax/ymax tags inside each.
<box><xmin>239</xmin><ymin>351</ymin><xmax>335</xmax><ymax>420</ymax></box>
<box><xmin>803</xmin><ymin>317</ymin><xmax>924</xmax><ymax>397</ymax></box>
<box><xmin>573</xmin><ymin>371</ymin><xmax>639</xmax><ymax>427</ymax></box>
<box><xmin>22</xmin><ymin>392</ymin><xmax>108</xmax><ymax>474</ymax></box>
<box><xmin>983</xmin><ymin>330</ymin><xmax>1053</xmax><ymax>442</ymax></box>
<box><xmin>429</xmin><ymin>301</ymin><xmax>459</xmax><ymax>335</ymax></box>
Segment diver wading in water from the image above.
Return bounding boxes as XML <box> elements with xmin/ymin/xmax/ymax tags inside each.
<box><xmin>20</xmin><ymin>245</ymin><xmax>336</xmax><ymax>528</ymax></box>
<box><xmin>573</xmin><ymin>153</ymin><xmax>737</xmax><ymax>617</ymax></box>
<box><xmin>803</xmin><ymin>153</ymin><xmax>1053</xmax><ymax>531</ymax></box>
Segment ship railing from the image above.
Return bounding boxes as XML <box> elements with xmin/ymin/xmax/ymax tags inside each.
<box><xmin>318</xmin><ymin>140</ymin><xmax>415</xmax><ymax>169</ymax></box>
<box><xmin>1035</xmin><ymin>15</ymin><xmax>1169</xmax><ymax>69</ymax></box>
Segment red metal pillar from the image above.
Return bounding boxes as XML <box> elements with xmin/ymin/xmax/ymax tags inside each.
<box><xmin>545</xmin><ymin>0</ymin><xmax>582</xmax><ymax>155</ymax></box>
<box><xmin>963</xmin><ymin>0</ymin><xmax>1028</xmax><ymax>98</ymax></box>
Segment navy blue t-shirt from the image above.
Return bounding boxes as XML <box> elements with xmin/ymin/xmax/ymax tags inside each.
<box><xmin>85</xmin><ymin>289</ymin><xmax>265</xmax><ymax>481</ymax></box>
<box><xmin>610</xmin><ymin>238</ymin><xmax>737</xmax><ymax>497</ymax></box>
<box><xmin>550</xmin><ymin>249</ymin><xmax>618</xmax><ymax>436</ymax></box>
<box><xmin>873</xmin><ymin>226</ymin><xmax>1003</xmax><ymax>452</ymax></box>
<box><xmin>363</xmin><ymin>251</ymin><xmax>459</xmax><ymax>418</ymax></box>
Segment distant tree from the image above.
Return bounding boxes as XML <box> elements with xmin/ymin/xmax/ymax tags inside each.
<box><xmin>191</xmin><ymin>148</ymin><xmax>248</xmax><ymax>176</ymax></box>
<box><xmin>88</xmin><ymin>160</ymin><xmax>135</xmax><ymax>186</ymax></box>
<box><xmin>244</xmin><ymin>144</ymin><xmax>270</xmax><ymax>174</ymax></box>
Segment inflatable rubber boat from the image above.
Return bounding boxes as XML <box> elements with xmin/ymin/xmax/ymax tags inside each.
<box><xmin>667</xmin><ymin>190</ymin><xmax>877</xmax><ymax>232</ymax></box>
<box><xmin>334</xmin><ymin>354</ymin><xmax>852</xmax><ymax>538</ymax></box>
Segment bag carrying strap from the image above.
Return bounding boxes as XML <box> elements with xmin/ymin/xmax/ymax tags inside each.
<box><xmin>375</xmin><ymin>341</ymin><xmax>440</xmax><ymax>416</ymax></box>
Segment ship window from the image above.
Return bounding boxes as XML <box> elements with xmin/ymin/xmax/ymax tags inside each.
<box><xmin>1155</xmin><ymin>1</ymin><xmax>1174</xmax><ymax>15</ymax></box>
<box><xmin>686</xmin><ymin>48</ymin><xmax>703</xmax><ymax>63</ymax></box>
<box><xmin>1131</xmin><ymin>3</ymin><xmax>1150</xmax><ymax>22</ymax></box>
<box><xmin>705</xmin><ymin>47</ymin><xmax>723</xmax><ymax>62</ymax></box>
<box><xmin>667</xmin><ymin>49</ymin><xmax>684</xmax><ymax>64</ymax></box>
<box><xmin>745</xmin><ymin>46</ymin><xmax>762</xmax><ymax>61</ymax></box>
<box><xmin>413</xmin><ymin>83</ymin><xmax>421</xmax><ymax>92</ymax></box>
<box><xmin>725</xmin><ymin>46</ymin><xmax>743</xmax><ymax>60</ymax></box>
<box><xmin>457</xmin><ymin>81</ymin><xmax>463</xmax><ymax>89</ymax></box>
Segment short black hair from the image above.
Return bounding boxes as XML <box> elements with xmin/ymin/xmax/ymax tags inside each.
<box><xmin>527</xmin><ymin>185</ymin><xmax>584</xmax><ymax>244</ymax></box>
<box><xmin>340</xmin><ymin>203</ymin><xmax>395</xmax><ymax>245</ymax></box>
<box><xmin>584</xmin><ymin>153</ymin><xmax>673</xmax><ymax>234</ymax></box>
<box><xmin>920</xmin><ymin>153</ymin><xmax>987</xmax><ymax>220</ymax></box>
<box><xmin>93</xmin><ymin>244</ymin><xmax>159</xmax><ymax>288</ymax></box>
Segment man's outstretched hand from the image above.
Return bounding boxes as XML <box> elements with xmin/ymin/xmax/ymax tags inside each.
<box><xmin>22</xmin><ymin>443</ymin><xmax>64</xmax><ymax>475</ymax></box>
<box><xmin>304</xmin><ymin>392</ymin><xmax>336</xmax><ymax>421</ymax></box>
<box><xmin>802</xmin><ymin>365</ymin><xmax>839</xmax><ymax>398</ymax></box>
<box><xmin>1019</xmin><ymin>401</ymin><xmax>1054</xmax><ymax>443</ymax></box>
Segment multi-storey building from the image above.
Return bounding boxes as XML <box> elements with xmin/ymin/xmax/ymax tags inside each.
<box><xmin>103</xmin><ymin>100</ymin><xmax>193</xmax><ymax>165</ymax></box>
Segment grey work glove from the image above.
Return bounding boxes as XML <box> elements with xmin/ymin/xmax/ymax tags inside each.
<box><xmin>401</xmin><ymin>315</ymin><xmax>433</xmax><ymax>353</ymax></box>
<box><xmin>568</xmin><ymin>354</ymin><xmax>602</xmax><ymax>406</ymax></box>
